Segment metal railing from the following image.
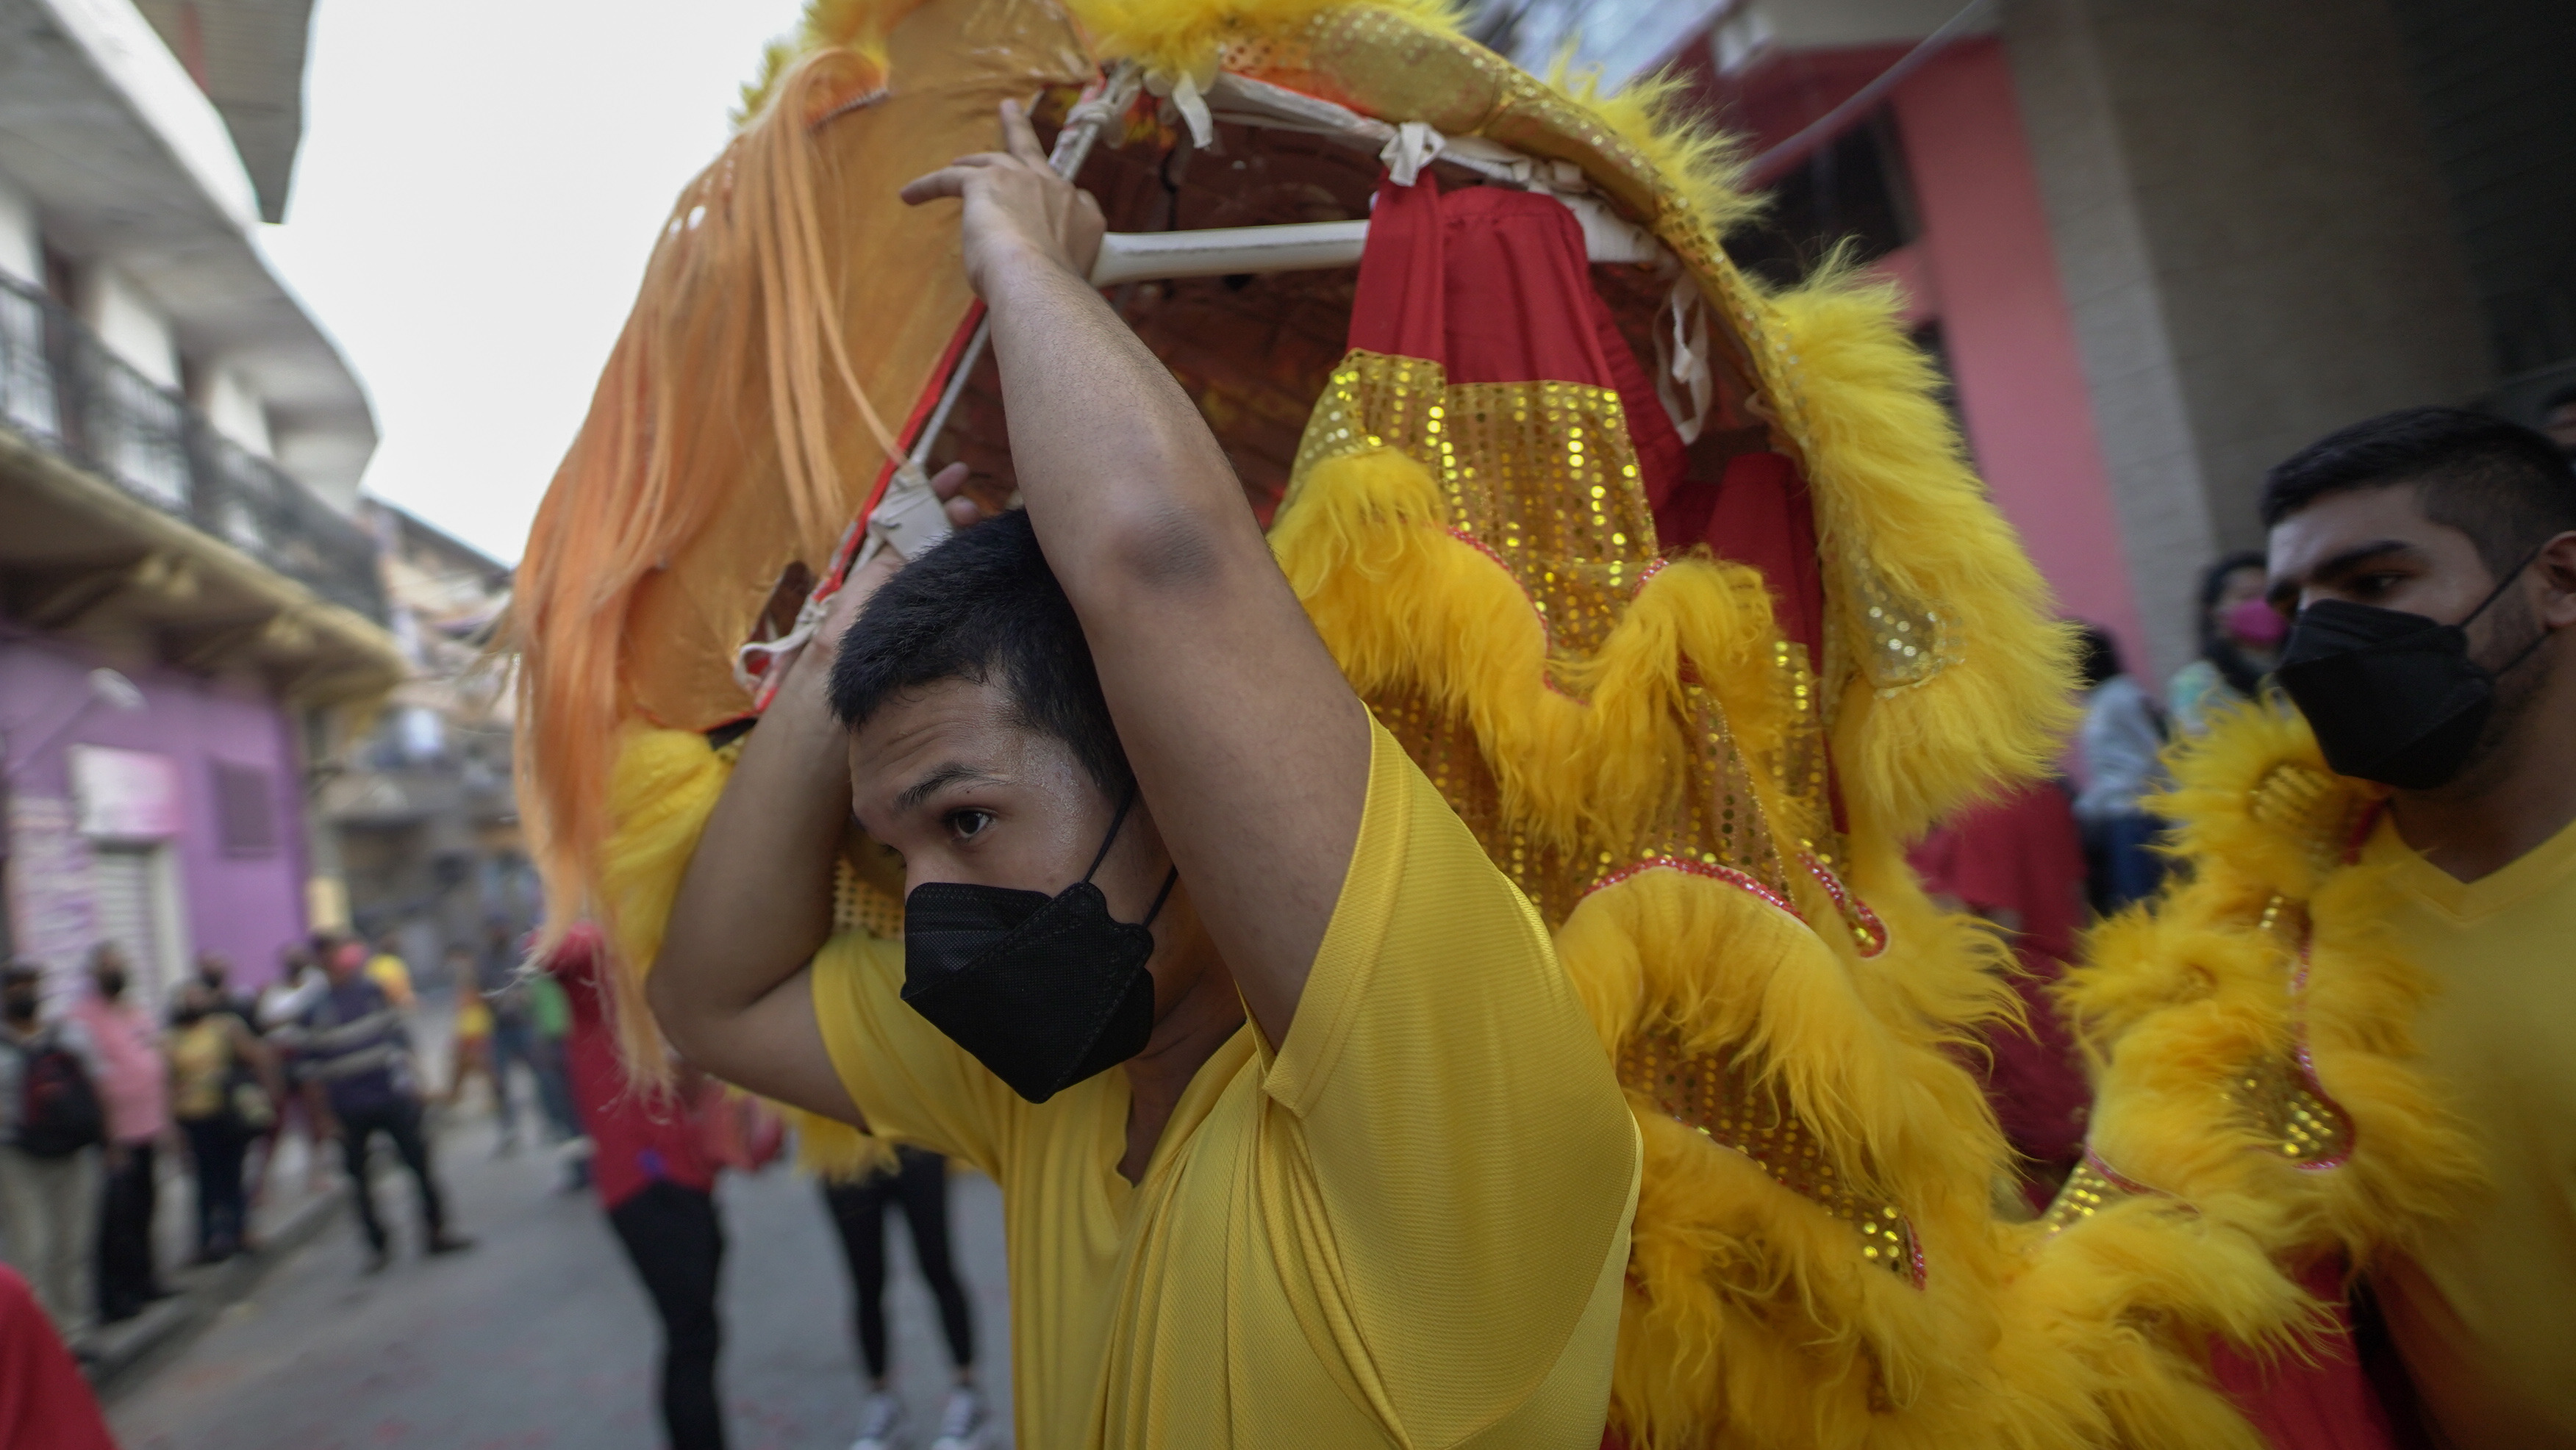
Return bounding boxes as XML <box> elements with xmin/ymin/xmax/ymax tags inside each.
<box><xmin>0</xmin><ymin>270</ymin><xmax>387</xmax><ymax>623</ymax></box>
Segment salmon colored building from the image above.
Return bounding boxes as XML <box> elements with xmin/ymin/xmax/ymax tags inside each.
<box><xmin>1485</xmin><ymin>0</ymin><xmax>2575</xmax><ymax>683</ymax></box>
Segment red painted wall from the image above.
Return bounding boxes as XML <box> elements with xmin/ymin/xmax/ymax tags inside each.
<box><xmin>1884</xmin><ymin>38</ymin><xmax>2144</xmax><ymax>662</ymax></box>
<box><xmin>1678</xmin><ymin>34</ymin><xmax>2146</xmax><ymax>675</ymax></box>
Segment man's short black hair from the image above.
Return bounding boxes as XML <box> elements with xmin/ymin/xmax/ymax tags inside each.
<box><xmin>2259</xmin><ymin>406</ymin><xmax>2576</xmax><ymax>576</ymax></box>
<box><xmin>829</xmin><ymin>510</ymin><xmax>1134</xmax><ymax>798</ymax></box>
<box><xmin>2075</xmin><ymin>622</ymin><xmax>2124</xmax><ymax>690</ymax></box>
<box><xmin>2542</xmin><ymin>381</ymin><xmax>2576</xmax><ymax>414</ymax></box>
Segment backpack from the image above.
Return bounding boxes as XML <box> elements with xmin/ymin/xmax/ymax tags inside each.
<box><xmin>10</xmin><ymin>1032</ymin><xmax>107</xmax><ymax>1158</ymax></box>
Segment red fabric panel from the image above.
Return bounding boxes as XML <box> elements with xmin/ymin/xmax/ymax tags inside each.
<box><xmin>2211</xmin><ymin>1257</ymin><xmax>2403</xmax><ymax>1450</ymax></box>
<box><xmin>1908</xmin><ymin>782</ymin><xmax>2092</xmax><ymax>1196</ymax></box>
<box><xmin>548</xmin><ymin>925</ymin><xmax>718</xmax><ymax>1210</ymax></box>
<box><xmin>1698</xmin><ymin>451</ymin><xmax>1826</xmax><ymax>665</ymax></box>
<box><xmin>0</xmin><ymin>1267</ymin><xmax>118</xmax><ymax>1450</ymax></box>
<box><xmin>1592</xmin><ymin>300</ymin><xmax>1690</xmax><ymax>517</ymax></box>
<box><xmin>1345</xmin><ymin>178</ymin><xmax>1689</xmax><ymax>523</ymax></box>
<box><xmin>1342</xmin><ymin>174</ymin><xmax>1836</xmax><ymax>812</ymax></box>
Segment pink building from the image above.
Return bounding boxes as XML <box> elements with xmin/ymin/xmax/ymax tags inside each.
<box><xmin>0</xmin><ymin>0</ymin><xmax>401</xmax><ymax>1008</ymax></box>
<box><xmin>1489</xmin><ymin>0</ymin><xmax>2572</xmax><ymax>683</ymax></box>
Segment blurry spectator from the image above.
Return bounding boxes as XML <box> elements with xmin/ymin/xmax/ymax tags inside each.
<box><xmin>2168</xmin><ymin>550</ymin><xmax>2286</xmax><ymax>737</ymax></box>
<box><xmin>824</xmin><ymin>1149</ymin><xmax>986</xmax><ymax>1450</ymax></box>
<box><xmin>70</xmin><ymin>944</ymin><xmax>169</xmax><ymax>1324</ymax></box>
<box><xmin>547</xmin><ymin>924</ymin><xmax>731</xmax><ymax>1450</ymax></box>
<box><xmin>479</xmin><ymin>920</ymin><xmax>563</xmax><ymax>1154</ymax></box>
<box><xmin>2542</xmin><ymin>381</ymin><xmax>2576</xmax><ymax>458</ymax></box>
<box><xmin>524</xmin><ymin>961</ymin><xmax>581</xmax><ymax>1144</ymax></box>
<box><xmin>193</xmin><ymin>953</ymin><xmax>259</xmax><ymax>1027</ymax></box>
<box><xmin>2072</xmin><ymin>624</ymin><xmax>2169</xmax><ymax>913</ymax></box>
<box><xmin>440</xmin><ymin>942</ymin><xmax>497</xmax><ymax>1118</ymax></box>
<box><xmin>1909</xmin><ymin>786</ymin><xmax>2092</xmax><ymax>1211</ymax></box>
<box><xmin>362</xmin><ymin>935</ymin><xmax>418</xmax><ymax>1012</ymax></box>
<box><xmin>266</xmin><ymin>939</ymin><xmax>471</xmax><ymax>1273</ymax></box>
<box><xmin>0</xmin><ymin>1266</ymin><xmax>118</xmax><ymax>1450</ymax></box>
<box><xmin>165</xmin><ymin>981</ymin><xmax>285</xmax><ymax>1264</ymax></box>
<box><xmin>247</xmin><ymin>943</ymin><xmax>327</xmax><ymax>1205</ymax></box>
<box><xmin>0</xmin><ymin>961</ymin><xmax>107</xmax><ymax>1339</ymax></box>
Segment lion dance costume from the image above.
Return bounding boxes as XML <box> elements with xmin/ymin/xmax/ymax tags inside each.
<box><xmin>511</xmin><ymin>1</ymin><xmax>2339</xmax><ymax>1443</ymax></box>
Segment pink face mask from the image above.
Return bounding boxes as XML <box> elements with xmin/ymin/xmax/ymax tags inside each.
<box><xmin>2225</xmin><ymin>596</ymin><xmax>2288</xmax><ymax>647</ymax></box>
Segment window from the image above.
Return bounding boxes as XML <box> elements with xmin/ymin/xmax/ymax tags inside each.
<box><xmin>212</xmin><ymin>762</ymin><xmax>279</xmax><ymax>856</ymax></box>
<box><xmin>92</xmin><ymin>843</ymin><xmax>184</xmax><ymax>1008</ymax></box>
<box><xmin>1729</xmin><ymin>110</ymin><xmax>1922</xmax><ymax>289</ymax></box>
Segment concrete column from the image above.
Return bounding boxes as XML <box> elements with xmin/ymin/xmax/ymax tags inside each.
<box><xmin>2000</xmin><ymin>0</ymin><xmax>2491</xmax><ymax>680</ymax></box>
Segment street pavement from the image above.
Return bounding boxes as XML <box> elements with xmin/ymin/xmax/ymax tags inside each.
<box><xmin>104</xmin><ymin>1063</ymin><xmax>1015</xmax><ymax>1450</ymax></box>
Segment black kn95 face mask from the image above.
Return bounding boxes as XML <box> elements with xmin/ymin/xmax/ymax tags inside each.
<box><xmin>899</xmin><ymin>792</ymin><xmax>1176</xmax><ymax>1103</ymax></box>
<box><xmin>2275</xmin><ymin>546</ymin><xmax>2550</xmax><ymax>790</ymax></box>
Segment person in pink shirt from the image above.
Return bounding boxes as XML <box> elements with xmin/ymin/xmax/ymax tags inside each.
<box><xmin>69</xmin><ymin>944</ymin><xmax>169</xmax><ymax>1324</ymax></box>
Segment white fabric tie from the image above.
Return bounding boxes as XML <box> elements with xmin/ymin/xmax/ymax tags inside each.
<box><xmin>731</xmin><ymin>458</ymin><xmax>954</xmax><ymax>703</ymax></box>
<box><xmin>1378</xmin><ymin>121</ymin><xmax>1446</xmax><ymax>186</ymax></box>
<box><xmin>1653</xmin><ymin>276</ymin><xmax>1714</xmax><ymax>445</ymax></box>
<box><xmin>1167</xmin><ymin>72</ymin><xmax>1215</xmax><ymax>150</ymax></box>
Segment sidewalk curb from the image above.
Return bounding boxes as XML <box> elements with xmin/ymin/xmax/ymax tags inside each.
<box><xmin>85</xmin><ymin>1187</ymin><xmax>344</xmax><ymax>1395</ymax></box>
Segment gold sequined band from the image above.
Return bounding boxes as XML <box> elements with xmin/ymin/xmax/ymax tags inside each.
<box><xmin>1623</xmin><ymin>1027</ymin><xmax>1924</xmax><ymax>1283</ymax></box>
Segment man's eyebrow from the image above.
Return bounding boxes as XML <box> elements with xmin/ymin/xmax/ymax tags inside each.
<box><xmin>2270</xmin><ymin>538</ymin><xmax>2417</xmax><ymax>603</ymax></box>
<box><xmin>895</xmin><ymin>763</ymin><xmax>1003</xmax><ymax>814</ymax></box>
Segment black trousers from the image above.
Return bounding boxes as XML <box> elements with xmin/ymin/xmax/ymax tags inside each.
<box><xmin>181</xmin><ymin>1116</ymin><xmax>251</xmax><ymax>1257</ymax></box>
<box><xmin>821</xmin><ymin>1146</ymin><xmax>976</xmax><ymax>1381</ymax></box>
<box><xmin>96</xmin><ymin>1139</ymin><xmax>162</xmax><ymax>1320</ymax></box>
<box><xmin>337</xmin><ymin>1097</ymin><xmax>447</xmax><ymax>1252</ymax></box>
<box><xmin>609</xmin><ymin>1180</ymin><xmax>726</xmax><ymax>1450</ymax></box>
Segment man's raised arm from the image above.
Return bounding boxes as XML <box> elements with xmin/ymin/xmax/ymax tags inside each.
<box><xmin>901</xmin><ymin>104</ymin><xmax>1370</xmax><ymax>1048</ymax></box>
<box><xmin>648</xmin><ymin>471</ymin><xmax>980</xmax><ymax>1121</ymax></box>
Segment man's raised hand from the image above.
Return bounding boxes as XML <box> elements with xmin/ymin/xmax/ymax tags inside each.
<box><xmin>899</xmin><ymin>100</ymin><xmax>1105</xmax><ymax>297</ymax></box>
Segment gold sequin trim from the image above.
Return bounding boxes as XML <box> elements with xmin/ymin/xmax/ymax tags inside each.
<box><xmin>2039</xmin><ymin>1153</ymin><xmax>2159</xmax><ymax>1235</ymax></box>
<box><xmin>831</xmin><ymin>851</ymin><xmax>904</xmax><ymax>941</ymax></box>
<box><xmin>2224</xmin><ymin>1053</ymin><xmax>2355</xmax><ymax>1169</ymax></box>
<box><xmin>1847</xmin><ymin>564</ymin><xmax>1956</xmax><ymax>695</ymax></box>
<box><xmin>1292</xmin><ymin>351</ymin><xmax>1659</xmax><ymax>665</ymax></box>
<box><xmin>1622</xmin><ymin>1028</ymin><xmax>1923</xmax><ymax>1283</ymax></box>
<box><xmin>2247</xmin><ymin>763</ymin><xmax>2366</xmax><ymax>877</ymax></box>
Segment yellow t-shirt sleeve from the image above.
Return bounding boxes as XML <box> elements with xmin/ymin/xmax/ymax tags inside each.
<box><xmin>809</xmin><ymin>931</ymin><xmax>1018</xmax><ymax>1175</ymax></box>
<box><xmin>1262</xmin><ymin>714</ymin><xmax>1639</xmax><ymax>1441</ymax></box>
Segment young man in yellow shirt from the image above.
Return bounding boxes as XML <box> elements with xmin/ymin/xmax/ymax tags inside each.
<box><xmin>648</xmin><ymin>101</ymin><xmax>1639</xmax><ymax>1449</ymax></box>
<box><xmin>2261</xmin><ymin>406</ymin><xmax>2576</xmax><ymax>1446</ymax></box>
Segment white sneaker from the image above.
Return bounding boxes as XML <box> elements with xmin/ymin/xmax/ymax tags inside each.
<box><xmin>851</xmin><ymin>1390</ymin><xmax>905</xmax><ymax>1450</ymax></box>
<box><xmin>930</xmin><ymin>1387</ymin><xmax>989</xmax><ymax>1450</ymax></box>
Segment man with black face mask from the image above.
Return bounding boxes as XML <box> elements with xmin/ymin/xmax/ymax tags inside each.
<box><xmin>2258</xmin><ymin>406</ymin><xmax>2576</xmax><ymax>1447</ymax></box>
<box><xmin>0</xmin><ymin>961</ymin><xmax>106</xmax><ymax>1340</ymax></box>
<box><xmin>651</xmin><ymin>102</ymin><xmax>1639</xmax><ymax>1450</ymax></box>
<box><xmin>2046</xmin><ymin>406</ymin><xmax>2575</xmax><ymax>1449</ymax></box>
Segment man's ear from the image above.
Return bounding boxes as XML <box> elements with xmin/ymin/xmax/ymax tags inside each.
<box><xmin>2539</xmin><ymin>531</ymin><xmax>2576</xmax><ymax>628</ymax></box>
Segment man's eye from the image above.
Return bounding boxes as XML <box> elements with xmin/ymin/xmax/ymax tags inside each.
<box><xmin>946</xmin><ymin>810</ymin><xmax>994</xmax><ymax>840</ymax></box>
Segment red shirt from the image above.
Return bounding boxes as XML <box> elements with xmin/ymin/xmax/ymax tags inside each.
<box><xmin>545</xmin><ymin>926</ymin><xmax>715</xmax><ymax>1210</ymax></box>
<box><xmin>1908</xmin><ymin>782</ymin><xmax>2092</xmax><ymax>1185</ymax></box>
<box><xmin>0</xmin><ymin>1267</ymin><xmax>118</xmax><ymax>1450</ymax></box>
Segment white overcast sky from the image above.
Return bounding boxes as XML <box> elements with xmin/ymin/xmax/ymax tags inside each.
<box><xmin>262</xmin><ymin>0</ymin><xmax>808</xmax><ymax>565</ymax></box>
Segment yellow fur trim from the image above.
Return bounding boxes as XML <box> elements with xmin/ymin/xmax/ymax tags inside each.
<box><xmin>1271</xmin><ymin>447</ymin><xmax>1783</xmax><ymax>853</ymax></box>
<box><xmin>595</xmin><ymin>728</ymin><xmax>740</xmax><ymax>1085</ymax></box>
<box><xmin>1271</xmin><ymin>431</ymin><xmax>2261</xmax><ymax>1449</ymax></box>
<box><xmin>736</xmin><ymin>0</ymin><xmax>913</xmax><ymax>124</ymax></box>
<box><xmin>784</xmin><ymin>1101</ymin><xmax>898</xmax><ymax>1180</ymax></box>
<box><xmin>1542</xmin><ymin>57</ymin><xmax>1763</xmax><ymax>239</ymax></box>
<box><xmin>2034</xmin><ymin>703</ymin><xmax>2486</xmax><ymax>1425</ymax></box>
<box><xmin>1071</xmin><ymin>0</ymin><xmax>1458</xmax><ymax>85</ymax></box>
<box><xmin>1766</xmin><ymin>270</ymin><xmax>2081</xmax><ymax>843</ymax></box>
<box><xmin>598</xmin><ymin>728</ymin><xmax>899</xmax><ymax>1177</ymax></box>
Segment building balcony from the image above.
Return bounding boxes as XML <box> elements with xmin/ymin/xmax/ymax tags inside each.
<box><xmin>0</xmin><ymin>269</ymin><xmax>400</xmax><ymax>703</ymax></box>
